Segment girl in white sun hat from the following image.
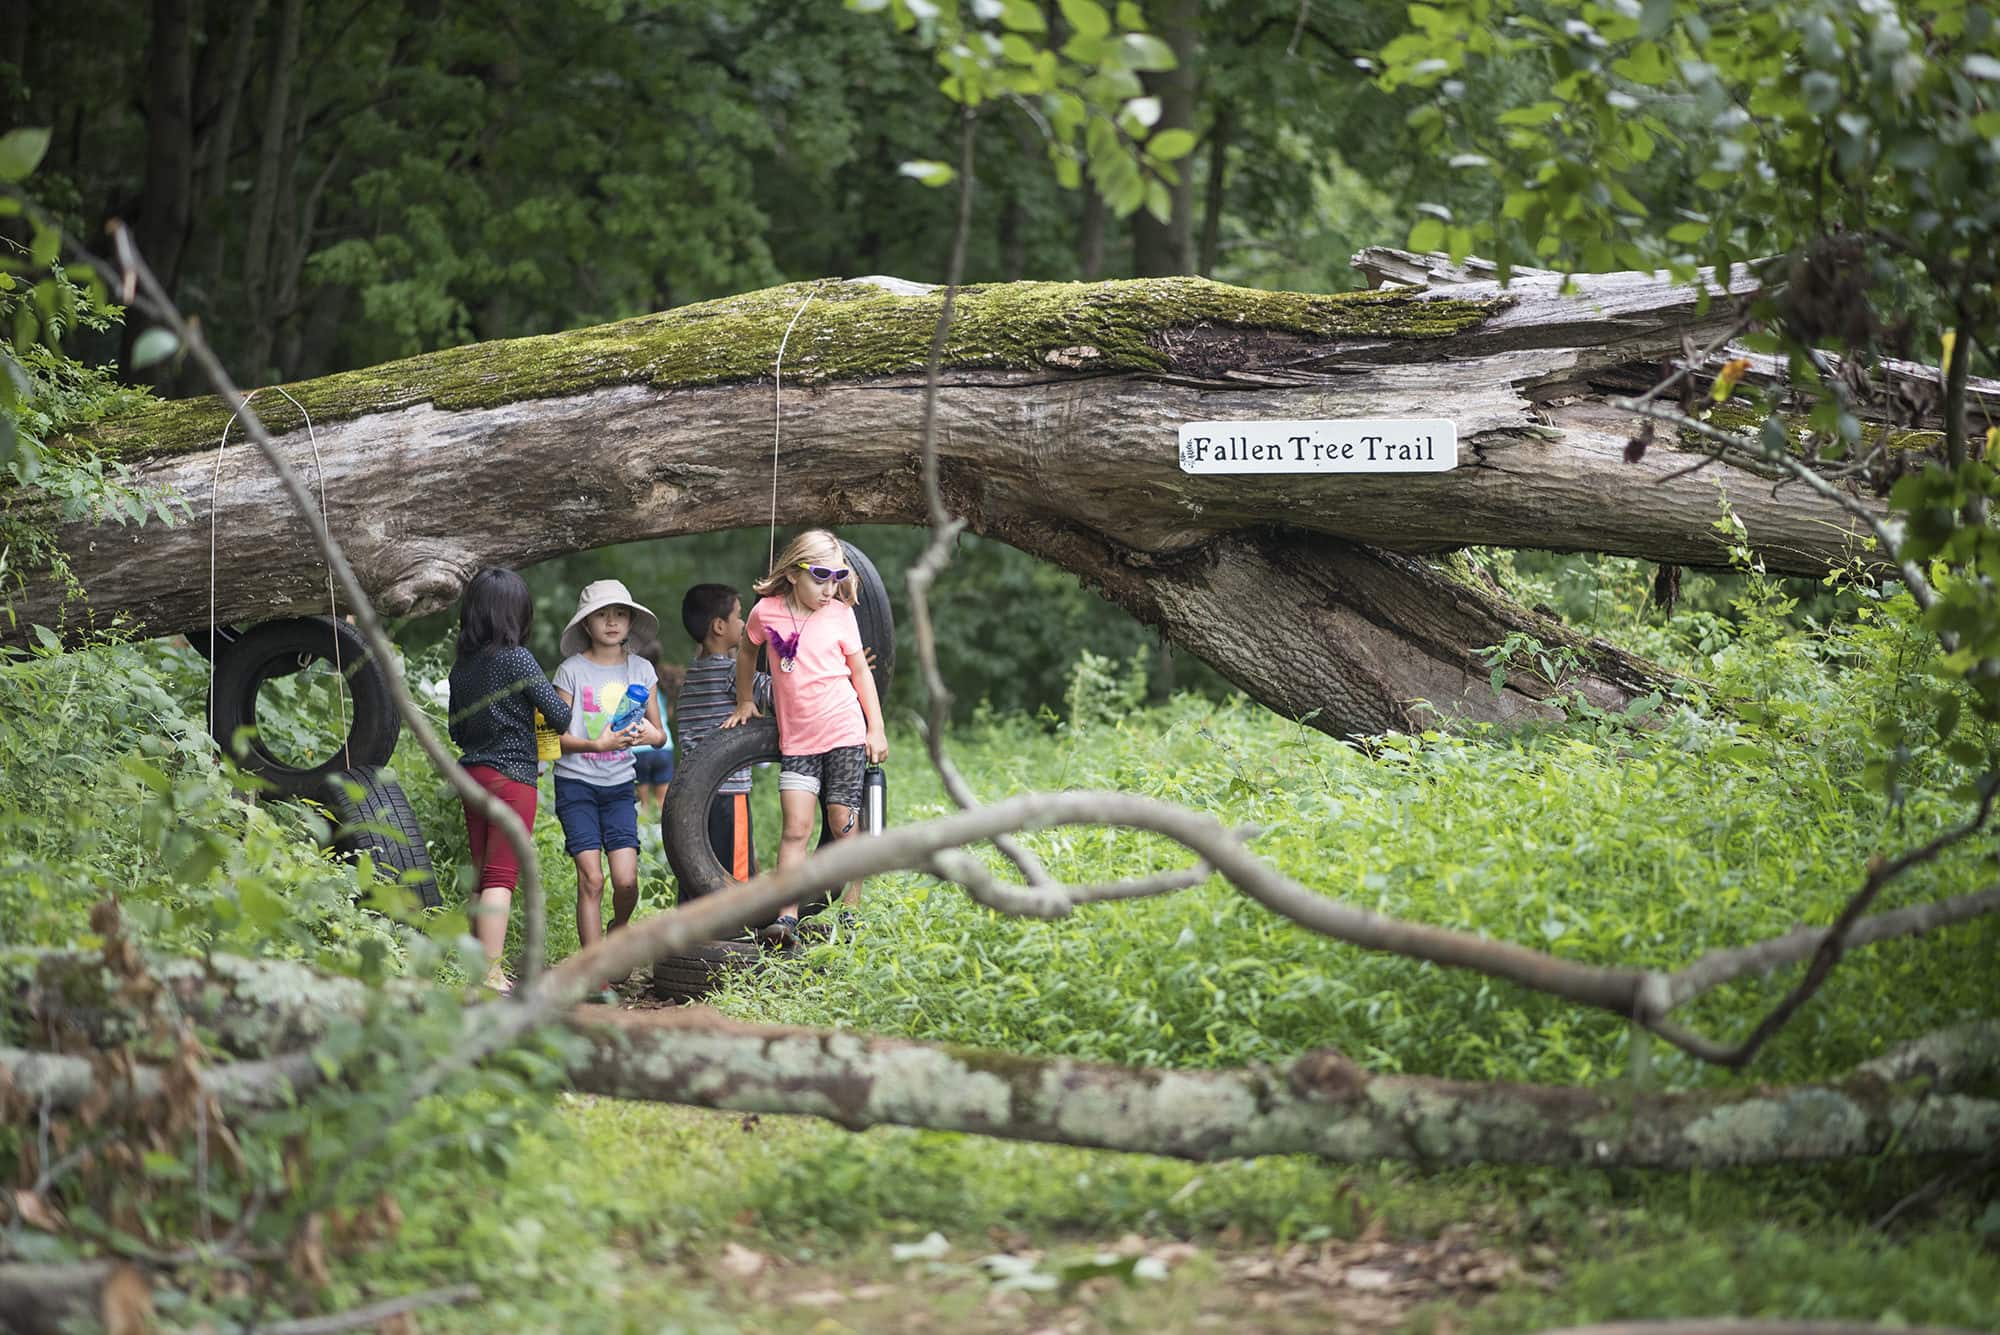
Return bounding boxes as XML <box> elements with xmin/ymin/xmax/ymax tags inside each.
<box><xmin>551</xmin><ymin>579</ymin><xmax>667</xmax><ymax>979</ymax></box>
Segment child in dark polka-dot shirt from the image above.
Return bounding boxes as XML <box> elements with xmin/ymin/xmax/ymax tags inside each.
<box><xmin>448</xmin><ymin>567</ymin><xmax>631</xmax><ymax>992</ymax></box>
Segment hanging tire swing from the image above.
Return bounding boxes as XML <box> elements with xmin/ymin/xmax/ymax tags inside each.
<box><xmin>204</xmin><ymin>615</ymin><xmax>434</xmax><ymax>908</ymax></box>
<box><xmin>206</xmin><ymin>615</ymin><xmax>400</xmax><ymax>799</ymax></box>
<box><xmin>654</xmin><ymin>539</ymin><xmax>895</xmax><ymax>1001</ymax></box>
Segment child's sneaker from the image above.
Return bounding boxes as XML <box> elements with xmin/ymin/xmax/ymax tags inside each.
<box><xmin>758</xmin><ymin>913</ymin><xmax>799</xmax><ymax>951</ymax></box>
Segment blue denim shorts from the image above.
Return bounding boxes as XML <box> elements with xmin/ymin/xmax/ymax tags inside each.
<box><xmin>553</xmin><ymin>777</ymin><xmax>640</xmax><ymax>857</ymax></box>
<box><xmin>631</xmin><ymin>746</ymin><xmax>674</xmax><ymax>786</ymax></box>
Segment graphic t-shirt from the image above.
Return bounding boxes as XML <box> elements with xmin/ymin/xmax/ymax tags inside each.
<box><xmin>745</xmin><ymin>595</ymin><xmax>865</xmax><ymax>756</ymax></box>
<box><xmin>551</xmin><ymin>652</ymin><xmax>659</xmax><ymax>787</ymax></box>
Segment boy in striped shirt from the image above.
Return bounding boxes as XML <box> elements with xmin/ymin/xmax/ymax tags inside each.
<box><xmin>677</xmin><ymin>584</ymin><xmax>769</xmax><ymax>885</ymax></box>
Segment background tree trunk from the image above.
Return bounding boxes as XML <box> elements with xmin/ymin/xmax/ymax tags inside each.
<box><xmin>128</xmin><ymin>0</ymin><xmax>196</xmax><ymax>385</ymax></box>
<box><xmin>1198</xmin><ymin>100</ymin><xmax>1231</xmax><ymax>277</ymax></box>
<box><xmin>1130</xmin><ymin>0</ymin><xmax>1199</xmax><ymax>276</ymax></box>
<box><xmin>238</xmin><ymin>0</ymin><xmax>304</xmax><ymax>382</ymax></box>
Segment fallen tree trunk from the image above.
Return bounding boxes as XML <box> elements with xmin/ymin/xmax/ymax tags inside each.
<box><xmin>568</xmin><ymin>1009</ymin><xmax>2000</xmax><ymax>1169</ymax></box>
<box><xmin>7</xmin><ymin>999</ymin><xmax>1996</xmax><ymax>1169</ymax></box>
<box><xmin>9</xmin><ymin>948</ymin><xmax>1998</xmax><ymax>1169</ymax></box>
<box><xmin>27</xmin><ymin>268</ymin><xmax>1923</xmax><ymax>733</ymax></box>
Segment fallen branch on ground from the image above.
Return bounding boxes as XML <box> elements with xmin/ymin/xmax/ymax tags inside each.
<box><xmin>9</xmin><ymin>954</ymin><xmax>1996</xmax><ymax>1169</ymax></box>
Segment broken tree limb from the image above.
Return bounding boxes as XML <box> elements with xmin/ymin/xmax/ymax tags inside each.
<box><xmin>0</xmin><ymin>1044</ymin><xmax>319</xmax><ymax>1111</ymax></box>
<box><xmin>8</xmin><ymin>964</ymin><xmax>1996</xmax><ymax>1169</ymax></box>
<box><xmin>565</xmin><ymin>1008</ymin><xmax>2000</xmax><ymax>1169</ymax></box>
<box><xmin>26</xmin><ymin>272</ymin><xmax>1893</xmax><ymax>735</ymax></box>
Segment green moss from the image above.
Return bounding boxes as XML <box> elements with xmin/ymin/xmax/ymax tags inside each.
<box><xmin>86</xmin><ymin>277</ymin><xmax>1503</xmax><ymax>462</ymax></box>
<box><xmin>1693</xmin><ymin>402</ymin><xmax>1942</xmax><ymax>459</ymax></box>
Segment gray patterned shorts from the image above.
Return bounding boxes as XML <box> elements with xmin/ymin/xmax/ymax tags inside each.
<box><xmin>777</xmin><ymin>744</ymin><xmax>866</xmax><ymax>810</ymax></box>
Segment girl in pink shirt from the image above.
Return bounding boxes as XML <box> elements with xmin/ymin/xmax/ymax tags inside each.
<box><xmin>722</xmin><ymin>529</ymin><xmax>888</xmax><ymax>946</ymax></box>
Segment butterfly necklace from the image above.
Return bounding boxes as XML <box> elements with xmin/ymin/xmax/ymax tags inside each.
<box><xmin>770</xmin><ymin>596</ymin><xmax>815</xmax><ymax>673</ymax></box>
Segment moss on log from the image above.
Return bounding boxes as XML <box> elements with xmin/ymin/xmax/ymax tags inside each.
<box><xmin>88</xmin><ymin>277</ymin><xmax>1500</xmax><ymax>461</ymax></box>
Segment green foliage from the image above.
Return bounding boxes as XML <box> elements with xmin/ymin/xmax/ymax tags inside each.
<box><xmin>711</xmin><ymin>590</ymin><xmax>1995</xmax><ymax>1088</ymax></box>
<box><xmin>0</xmin><ymin>635</ymin><xmax>407</xmax><ymax>965</ymax></box>
<box><xmin>1377</xmin><ymin>0</ymin><xmax>2000</xmax><ymax>852</ymax></box>
<box><xmin>854</xmin><ymin>0</ymin><xmax>1193</xmax><ymax>221</ymax></box>
<box><xmin>1439</xmin><ymin>1224</ymin><xmax>2000</xmax><ymax>1333</ymax></box>
<box><xmin>0</xmin><ymin>259</ymin><xmax>168</xmax><ymax>618</ymax></box>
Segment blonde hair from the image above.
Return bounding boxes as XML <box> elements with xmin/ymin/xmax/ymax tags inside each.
<box><xmin>754</xmin><ymin>529</ymin><xmax>859</xmax><ymax>606</ymax></box>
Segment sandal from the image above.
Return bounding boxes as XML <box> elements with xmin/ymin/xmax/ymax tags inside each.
<box><xmin>759</xmin><ymin>913</ymin><xmax>799</xmax><ymax>950</ymax></box>
<box><xmin>482</xmin><ymin>965</ymin><xmax>514</xmax><ymax>996</ymax></box>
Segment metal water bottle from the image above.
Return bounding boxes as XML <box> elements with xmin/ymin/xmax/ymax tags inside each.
<box><xmin>862</xmin><ymin>764</ymin><xmax>887</xmax><ymax>835</ymax></box>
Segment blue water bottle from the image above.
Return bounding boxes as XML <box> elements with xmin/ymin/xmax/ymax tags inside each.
<box><xmin>608</xmin><ymin>683</ymin><xmax>649</xmax><ymax>733</ymax></box>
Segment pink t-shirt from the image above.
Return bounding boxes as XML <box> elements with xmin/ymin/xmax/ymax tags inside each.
<box><xmin>745</xmin><ymin>595</ymin><xmax>866</xmax><ymax>755</ymax></box>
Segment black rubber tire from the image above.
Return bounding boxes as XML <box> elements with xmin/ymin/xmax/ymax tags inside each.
<box><xmin>651</xmin><ymin>938</ymin><xmax>763</xmax><ymax>1003</ymax></box>
<box><xmin>322</xmin><ymin>767</ymin><xmax>442</xmax><ymax>909</ymax></box>
<box><xmin>209</xmin><ymin>617</ymin><xmax>399</xmax><ymax>800</ymax></box>
<box><xmin>661</xmin><ymin>716</ymin><xmax>832</xmax><ymax>920</ymax></box>
<box><xmin>842</xmin><ymin>539</ymin><xmax>895</xmax><ymax>708</ymax></box>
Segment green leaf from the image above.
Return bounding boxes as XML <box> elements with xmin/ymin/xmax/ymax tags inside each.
<box><xmin>1408</xmin><ymin>217</ymin><xmax>1446</xmax><ymax>252</ymax></box>
<box><xmin>1059</xmin><ymin>0</ymin><xmax>1110</xmax><ymax>40</ymax></box>
<box><xmin>1000</xmin><ymin>0</ymin><xmax>1047</xmax><ymax>30</ymax></box>
<box><xmin>0</xmin><ymin>352</ymin><xmax>27</xmax><ymax>410</ymax></box>
<box><xmin>29</xmin><ymin>222</ymin><xmax>59</xmax><ymax>269</ymax></box>
<box><xmin>1147</xmin><ymin>128</ymin><xmax>1196</xmax><ymax>162</ymax></box>
<box><xmin>1119</xmin><ymin>32</ymin><xmax>1176</xmax><ymax>71</ymax></box>
<box><xmin>1497</xmin><ymin>101</ymin><xmax>1563</xmax><ymax>126</ymax></box>
<box><xmin>0</xmin><ymin>127</ymin><xmax>51</xmax><ymax>183</ymax></box>
<box><xmin>132</xmin><ymin>327</ymin><xmax>180</xmax><ymax>368</ymax></box>
<box><xmin>1143</xmin><ymin>179</ymin><xmax>1172</xmax><ymax>224</ymax></box>
<box><xmin>1624</xmin><ymin>691</ymin><xmax>1663</xmax><ymax>720</ymax></box>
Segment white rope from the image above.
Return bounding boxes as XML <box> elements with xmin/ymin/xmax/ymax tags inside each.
<box><xmin>208</xmin><ymin>387</ymin><xmax>346</xmax><ymax>757</ymax></box>
<box><xmin>770</xmin><ymin>283</ymin><xmax>824</xmax><ymax>570</ymax></box>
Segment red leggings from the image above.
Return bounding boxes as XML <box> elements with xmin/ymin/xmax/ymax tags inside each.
<box><xmin>462</xmin><ymin>765</ymin><xmax>540</xmax><ymax>893</ymax></box>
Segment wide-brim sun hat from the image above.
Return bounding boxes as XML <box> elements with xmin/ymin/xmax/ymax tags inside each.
<box><xmin>560</xmin><ymin>579</ymin><xmax>659</xmax><ymax>657</ymax></box>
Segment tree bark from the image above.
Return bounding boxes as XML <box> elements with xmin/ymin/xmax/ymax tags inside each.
<box><xmin>565</xmin><ymin>1009</ymin><xmax>2000</xmax><ymax>1168</ymax></box>
<box><xmin>1078</xmin><ymin>186</ymin><xmax>1107</xmax><ymax>277</ymax></box>
<box><xmin>238</xmin><ymin>0</ymin><xmax>304</xmax><ymax>381</ymax></box>
<box><xmin>36</xmin><ymin>268</ymin><xmax>1942</xmax><ymax>736</ymax></box>
<box><xmin>1130</xmin><ymin>0</ymin><xmax>1199</xmax><ymax>276</ymax></box>
<box><xmin>129</xmin><ymin>0</ymin><xmax>196</xmax><ymax>382</ymax></box>
<box><xmin>1198</xmin><ymin>100</ymin><xmax>1231</xmax><ymax>277</ymax></box>
<box><xmin>8</xmin><ymin>958</ymin><xmax>1996</xmax><ymax>1168</ymax></box>
<box><xmin>196</xmin><ymin>0</ymin><xmax>271</xmax><ymax>283</ymax></box>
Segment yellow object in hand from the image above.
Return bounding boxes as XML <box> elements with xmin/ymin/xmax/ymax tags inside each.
<box><xmin>534</xmin><ymin>709</ymin><xmax>561</xmax><ymax>762</ymax></box>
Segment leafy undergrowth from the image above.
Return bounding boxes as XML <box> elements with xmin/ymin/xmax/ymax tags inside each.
<box><xmin>701</xmin><ymin>581</ymin><xmax>1996</xmax><ymax>1091</ymax></box>
<box><xmin>375</xmin><ymin>1097</ymin><xmax>1999</xmax><ymax>1333</ymax></box>
<box><xmin>4</xmin><ymin>561</ymin><xmax>1997</xmax><ymax>1330</ymax></box>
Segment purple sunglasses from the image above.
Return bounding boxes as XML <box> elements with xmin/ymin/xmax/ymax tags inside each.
<box><xmin>797</xmin><ymin>562</ymin><xmax>850</xmax><ymax>583</ymax></box>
